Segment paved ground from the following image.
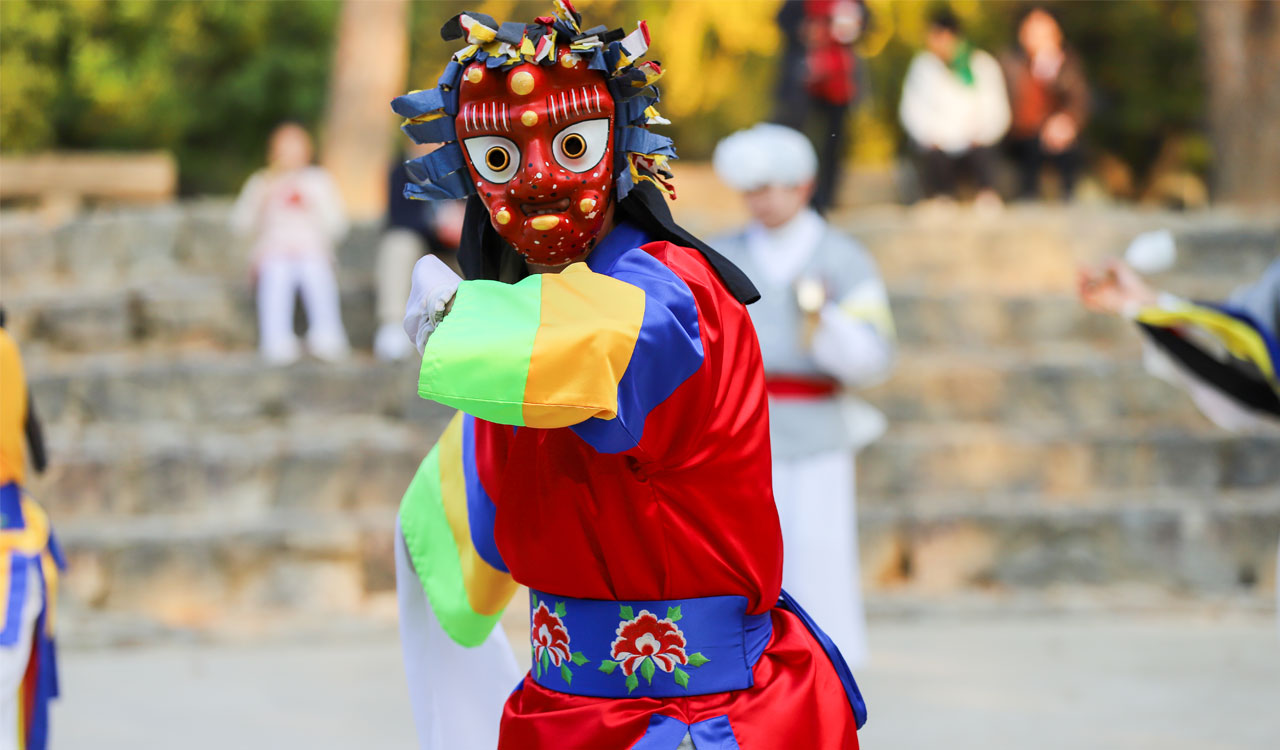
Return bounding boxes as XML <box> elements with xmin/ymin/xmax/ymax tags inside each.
<box><xmin>56</xmin><ymin>612</ymin><xmax>1279</xmax><ymax>749</ymax></box>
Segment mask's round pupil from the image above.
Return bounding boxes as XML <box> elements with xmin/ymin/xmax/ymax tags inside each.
<box><xmin>485</xmin><ymin>147</ymin><xmax>509</xmax><ymax>172</ymax></box>
<box><xmin>562</xmin><ymin>134</ymin><xmax>587</xmax><ymax>159</ymax></box>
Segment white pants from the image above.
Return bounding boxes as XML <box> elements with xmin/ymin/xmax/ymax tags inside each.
<box><xmin>256</xmin><ymin>254</ymin><xmax>349</xmax><ymax>361</ymax></box>
<box><xmin>395</xmin><ymin>520</ymin><xmax>520</xmax><ymax>750</ymax></box>
<box><xmin>0</xmin><ymin>564</ymin><xmax>43</xmax><ymax>750</ymax></box>
<box><xmin>773</xmin><ymin>450</ymin><xmax>869</xmax><ymax>669</ymax></box>
<box><xmin>377</xmin><ymin>229</ymin><xmax>427</xmax><ymax>328</ymax></box>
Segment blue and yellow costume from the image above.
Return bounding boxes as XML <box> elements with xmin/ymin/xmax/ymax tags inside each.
<box><xmin>0</xmin><ymin>321</ymin><xmax>63</xmax><ymax>750</ymax></box>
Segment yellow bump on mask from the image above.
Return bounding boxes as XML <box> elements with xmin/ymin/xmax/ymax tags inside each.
<box><xmin>495</xmin><ymin>208</ymin><xmax>512</xmax><ymax>225</ymax></box>
<box><xmin>466</xmin><ymin>66</ymin><xmax>484</xmax><ymax>84</ymax></box>
<box><xmin>521</xmin><ymin>110</ymin><xmax>539</xmax><ymax>127</ymax></box>
<box><xmin>510</xmin><ymin>70</ymin><xmax>535</xmax><ymax>96</ymax></box>
<box><xmin>530</xmin><ymin>215</ymin><xmax>560</xmax><ymax>231</ymax></box>
<box><xmin>578</xmin><ymin>197</ymin><xmax>597</xmax><ymax>214</ymax></box>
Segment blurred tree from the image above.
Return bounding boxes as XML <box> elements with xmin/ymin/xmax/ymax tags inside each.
<box><xmin>0</xmin><ymin>0</ymin><xmax>339</xmax><ymax>195</ymax></box>
<box><xmin>1199</xmin><ymin>0</ymin><xmax>1280</xmax><ymax>207</ymax></box>
<box><xmin>321</xmin><ymin>0</ymin><xmax>408</xmax><ymax>220</ymax></box>
<box><xmin>0</xmin><ymin>0</ymin><xmax>1239</xmax><ymax>202</ymax></box>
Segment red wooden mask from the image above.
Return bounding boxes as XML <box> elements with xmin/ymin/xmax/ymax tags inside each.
<box><xmin>456</xmin><ymin>53</ymin><xmax>615</xmax><ymax>265</ymax></box>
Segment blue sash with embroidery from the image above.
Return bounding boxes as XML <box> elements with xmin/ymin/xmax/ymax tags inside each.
<box><xmin>525</xmin><ymin>587</ymin><xmax>868</xmax><ymax>730</ymax></box>
<box><xmin>526</xmin><ymin>589</ymin><xmax>772</xmax><ymax>699</ymax></box>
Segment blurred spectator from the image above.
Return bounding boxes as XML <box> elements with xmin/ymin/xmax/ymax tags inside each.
<box><xmin>713</xmin><ymin>123</ymin><xmax>896</xmax><ymax>668</ymax></box>
<box><xmin>231</xmin><ymin>122</ymin><xmax>350</xmax><ymax>364</ymax></box>
<box><xmin>373</xmin><ymin>146</ymin><xmax>465</xmax><ymax>362</ymax></box>
<box><xmin>899</xmin><ymin>8</ymin><xmax>1010</xmax><ymax>207</ymax></box>
<box><xmin>1079</xmin><ymin>253</ymin><xmax>1280</xmax><ymax>635</ymax></box>
<box><xmin>773</xmin><ymin>0</ymin><xmax>869</xmax><ymax>214</ymax></box>
<box><xmin>1002</xmin><ymin>7</ymin><xmax>1090</xmax><ymax>201</ymax></box>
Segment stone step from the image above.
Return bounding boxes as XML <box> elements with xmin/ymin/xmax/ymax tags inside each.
<box><xmin>835</xmin><ymin>205</ymin><xmax>1278</xmax><ymax>296</ymax></box>
<box><xmin>56</xmin><ymin>510</ymin><xmax>396</xmax><ymax>627</ymax></box>
<box><xmin>864</xmin><ymin>349</ymin><xmax>1211</xmax><ymax>429</ymax></box>
<box><xmin>52</xmin><ymin>497</ymin><xmax>1278</xmax><ymax>628</ymax></box>
<box><xmin>31</xmin><ymin>414</ymin><xmax>449</xmax><ymax>522</ymax></box>
<box><xmin>859</xmin><ymin>423</ymin><xmax>1280</xmax><ymax>498</ymax></box>
<box><xmin>3</xmin><ymin>203</ymin><xmax>1274</xmax><ymax>299</ymax></box>
<box><xmin>29</xmin><ymin>413</ymin><xmax>1278</xmax><ymax>523</ymax></box>
<box><xmin>3</xmin><ymin>274</ymin><xmax>380</xmax><ymax>355</ymax></box>
<box><xmin>0</xmin><ymin>269</ymin><xmax>1176</xmax><ymax>359</ymax></box>
<box><xmin>888</xmin><ymin>291</ymin><xmax>1140</xmax><ymax>351</ymax></box>
<box><xmin>0</xmin><ymin>203</ymin><xmax>378</xmax><ymax>291</ymax></box>
<box><xmin>27</xmin><ymin>352</ymin><xmax>423</xmax><ymax>427</ymax></box>
<box><xmin>856</xmin><ymin>498</ymin><xmax>1279</xmax><ymax>595</ymax></box>
<box><xmin>24</xmin><ymin>347</ymin><xmax>1210</xmax><ymax>431</ymax></box>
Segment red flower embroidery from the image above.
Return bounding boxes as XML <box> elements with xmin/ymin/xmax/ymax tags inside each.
<box><xmin>610</xmin><ymin>610</ymin><xmax>688</xmax><ymax>676</ymax></box>
<box><xmin>531</xmin><ymin>601</ymin><xmax>572</xmax><ymax>667</ymax></box>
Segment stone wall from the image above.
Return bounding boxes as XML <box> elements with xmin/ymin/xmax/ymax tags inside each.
<box><xmin>2</xmin><ymin>198</ymin><xmax>1277</xmax><ymax>634</ymax></box>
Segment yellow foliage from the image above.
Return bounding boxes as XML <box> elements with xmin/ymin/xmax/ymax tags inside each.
<box><xmin>647</xmin><ymin>0</ymin><xmax>781</xmax><ymax>119</ymax></box>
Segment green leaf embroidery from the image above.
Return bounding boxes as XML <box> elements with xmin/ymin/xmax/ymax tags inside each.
<box><xmin>687</xmin><ymin>652</ymin><xmax>710</xmax><ymax>667</ymax></box>
<box><xmin>640</xmin><ymin>657</ymin><xmax>656</xmax><ymax>684</ymax></box>
<box><xmin>531</xmin><ymin>592</ymin><xmax>539</xmax><ymax>607</ymax></box>
<box><xmin>554</xmin><ymin>601</ymin><xmax>566</xmax><ymax>618</ymax></box>
<box><xmin>598</xmin><ymin>659</ymin><xmax>619</xmax><ymax>674</ymax></box>
<box><xmin>534</xmin><ymin>654</ymin><xmax>542</xmax><ymax>679</ymax></box>
<box><xmin>619</xmin><ymin>605</ymin><xmax>634</xmax><ymax>620</ymax></box>
<box><xmin>560</xmin><ymin>663</ymin><xmax>573</xmax><ymax>684</ymax></box>
<box><xmin>666</xmin><ymin>605</ymin><xmax>682</xmax><ymax>622</ymax></box>
<box><xmin>673</xmin><ymin>667</ymin><xmax>690</xmax><ymax>688</ymax></box>
<box><xmin>540</xmin><ymin>649</ymin><xmax>550</xmax><ymax>672</ymax></box>
<box><xmin>571</xmin><ymin>651</ymin><xmax>588</xmax><ymax>666</ymax></box>
<box><xmin>625</xmin><ymin>672</ymin><xmax>639</xmax><ymax>694</ymax></box>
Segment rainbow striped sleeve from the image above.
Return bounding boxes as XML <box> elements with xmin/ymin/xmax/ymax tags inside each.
<box><xmin>418</xmin><ymin>253</ymin><xmax>703</xmax><ymax>453</ymax></box>
<box><xmin>1136</xmin><ymin>301</ymin><xmax>1278</xmax><ymax>381</ymax></box>
<box><xmin>398</xmin><ymin>411</ymin><xmax>517</xmax><ymax>647</ymax></box>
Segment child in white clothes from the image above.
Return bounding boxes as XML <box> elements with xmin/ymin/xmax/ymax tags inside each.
<box><xmin>231</xmin><ymin>122</ymin><xmax>351</xmax><ymax>363</ymax></box>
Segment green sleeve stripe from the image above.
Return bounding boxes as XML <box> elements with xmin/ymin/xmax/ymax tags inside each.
<box><xmin>418</xmin><ymin>277</ymin><xmax>542</xmax><ymax>426</ymax></box>
<box><xmin>398</xmin><ymin>441</ymin><xmax>504</xmax><ymax>647</ymax></box>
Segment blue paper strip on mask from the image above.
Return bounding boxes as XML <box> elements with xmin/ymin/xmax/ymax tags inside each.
<box><xmin>615</xmin><ymin>165</ymin><xmax>636</xmax><ymax>200</ymax></box>
<box><xmin>406</xmin><ymin>147</ymin><xmax>467</xmax><ymax>184</ymax></box>
<box><xmin>401</xmin><ymin>116</ymin><xmax>457</xmax><ymax>145</ymax></box>
<box><xmin>404</xmin><ymin>182</ymin><xmax>457</xmax><ymax>201</ymax></box>
<box><xmin>618</xmin><ymin>95</ymin><xmax>657</xmax><ymax>125</ymax></box>
<box><xmin>438</xmin><ymin>61</ymin><xmax>463</xmax><ymax>90</ymax></box>
<box><xmin>620</xmin><ymin>127</ymin><xmax>676</xmax><ymax>157</ymax></box>
<box><xmin>404</xmin><ymin>167</ymin><xmax>474</xmax><ymax>201</ymax></box>
<box><xmin>603</xmin><ymin>41</ymin><xmax>623</xmax><ymax>71</ymax></box>
<box><xmin>391</xmin><ymin>88</ymin><xmax>446</xmax><ymax>119</ymax></box>
<box><xmin>587</xmin><ymin>48</ymin><xmax>608</xmax><ymax>72</ymax></box>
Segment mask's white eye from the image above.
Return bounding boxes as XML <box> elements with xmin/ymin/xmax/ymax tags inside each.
<box><xmin>552</xmin><ymin>118</ymin><xmax>609</xmax><ymax>173</ymax></box>
<box><xmin>463</xmin><ymin>135</ymin><xmax>521</xmax><ymax>184</ymax></box>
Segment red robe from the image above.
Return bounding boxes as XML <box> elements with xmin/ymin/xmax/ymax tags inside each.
<box><xmin>411</xmin><ymin>221</ymin><xmax>860</xmax><ymax>748</ymax></box>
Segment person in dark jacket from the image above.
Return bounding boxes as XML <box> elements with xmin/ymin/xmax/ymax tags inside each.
<box><xmin>1001</xmin><ymin>7</ymin><xmax>1090</xmax><ymax>200</ymax></box>
<box><xmin>772</xmin><ymin>0</ymin><xmax>869</xmax><ymax>214</ymax></box>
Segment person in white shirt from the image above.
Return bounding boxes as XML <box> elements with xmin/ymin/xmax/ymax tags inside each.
<box><xmin>712</xmin><ymin>123</ymin><xmax>896</xmax><ymax>668</ymax></box>
<box><xmin>899</xmin><ymin>8</ymin><xmax>1011</xmax><ymax>207</ymax></box>
<box><xmin>231</xmin><ymin>122</ymin><xmax>351</xmax><ymax>364</ymax></box>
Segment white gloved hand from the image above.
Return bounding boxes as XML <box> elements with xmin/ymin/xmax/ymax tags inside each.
<box><xmin>403</xmin><ymin>254</ymin><xmax>462</xmax><ymax>355</ymax></box>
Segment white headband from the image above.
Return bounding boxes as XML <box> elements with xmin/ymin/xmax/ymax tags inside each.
<box><xmin>712</xmin><ymin>123</ymin><xmax>818</xmax><ymax>192</ymax></box>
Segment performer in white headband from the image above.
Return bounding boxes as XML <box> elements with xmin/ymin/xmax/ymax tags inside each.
<box><xmin>712</xmin><ymin>123</ymin><xmax>896</xmax><ymax>668</ymax></box>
